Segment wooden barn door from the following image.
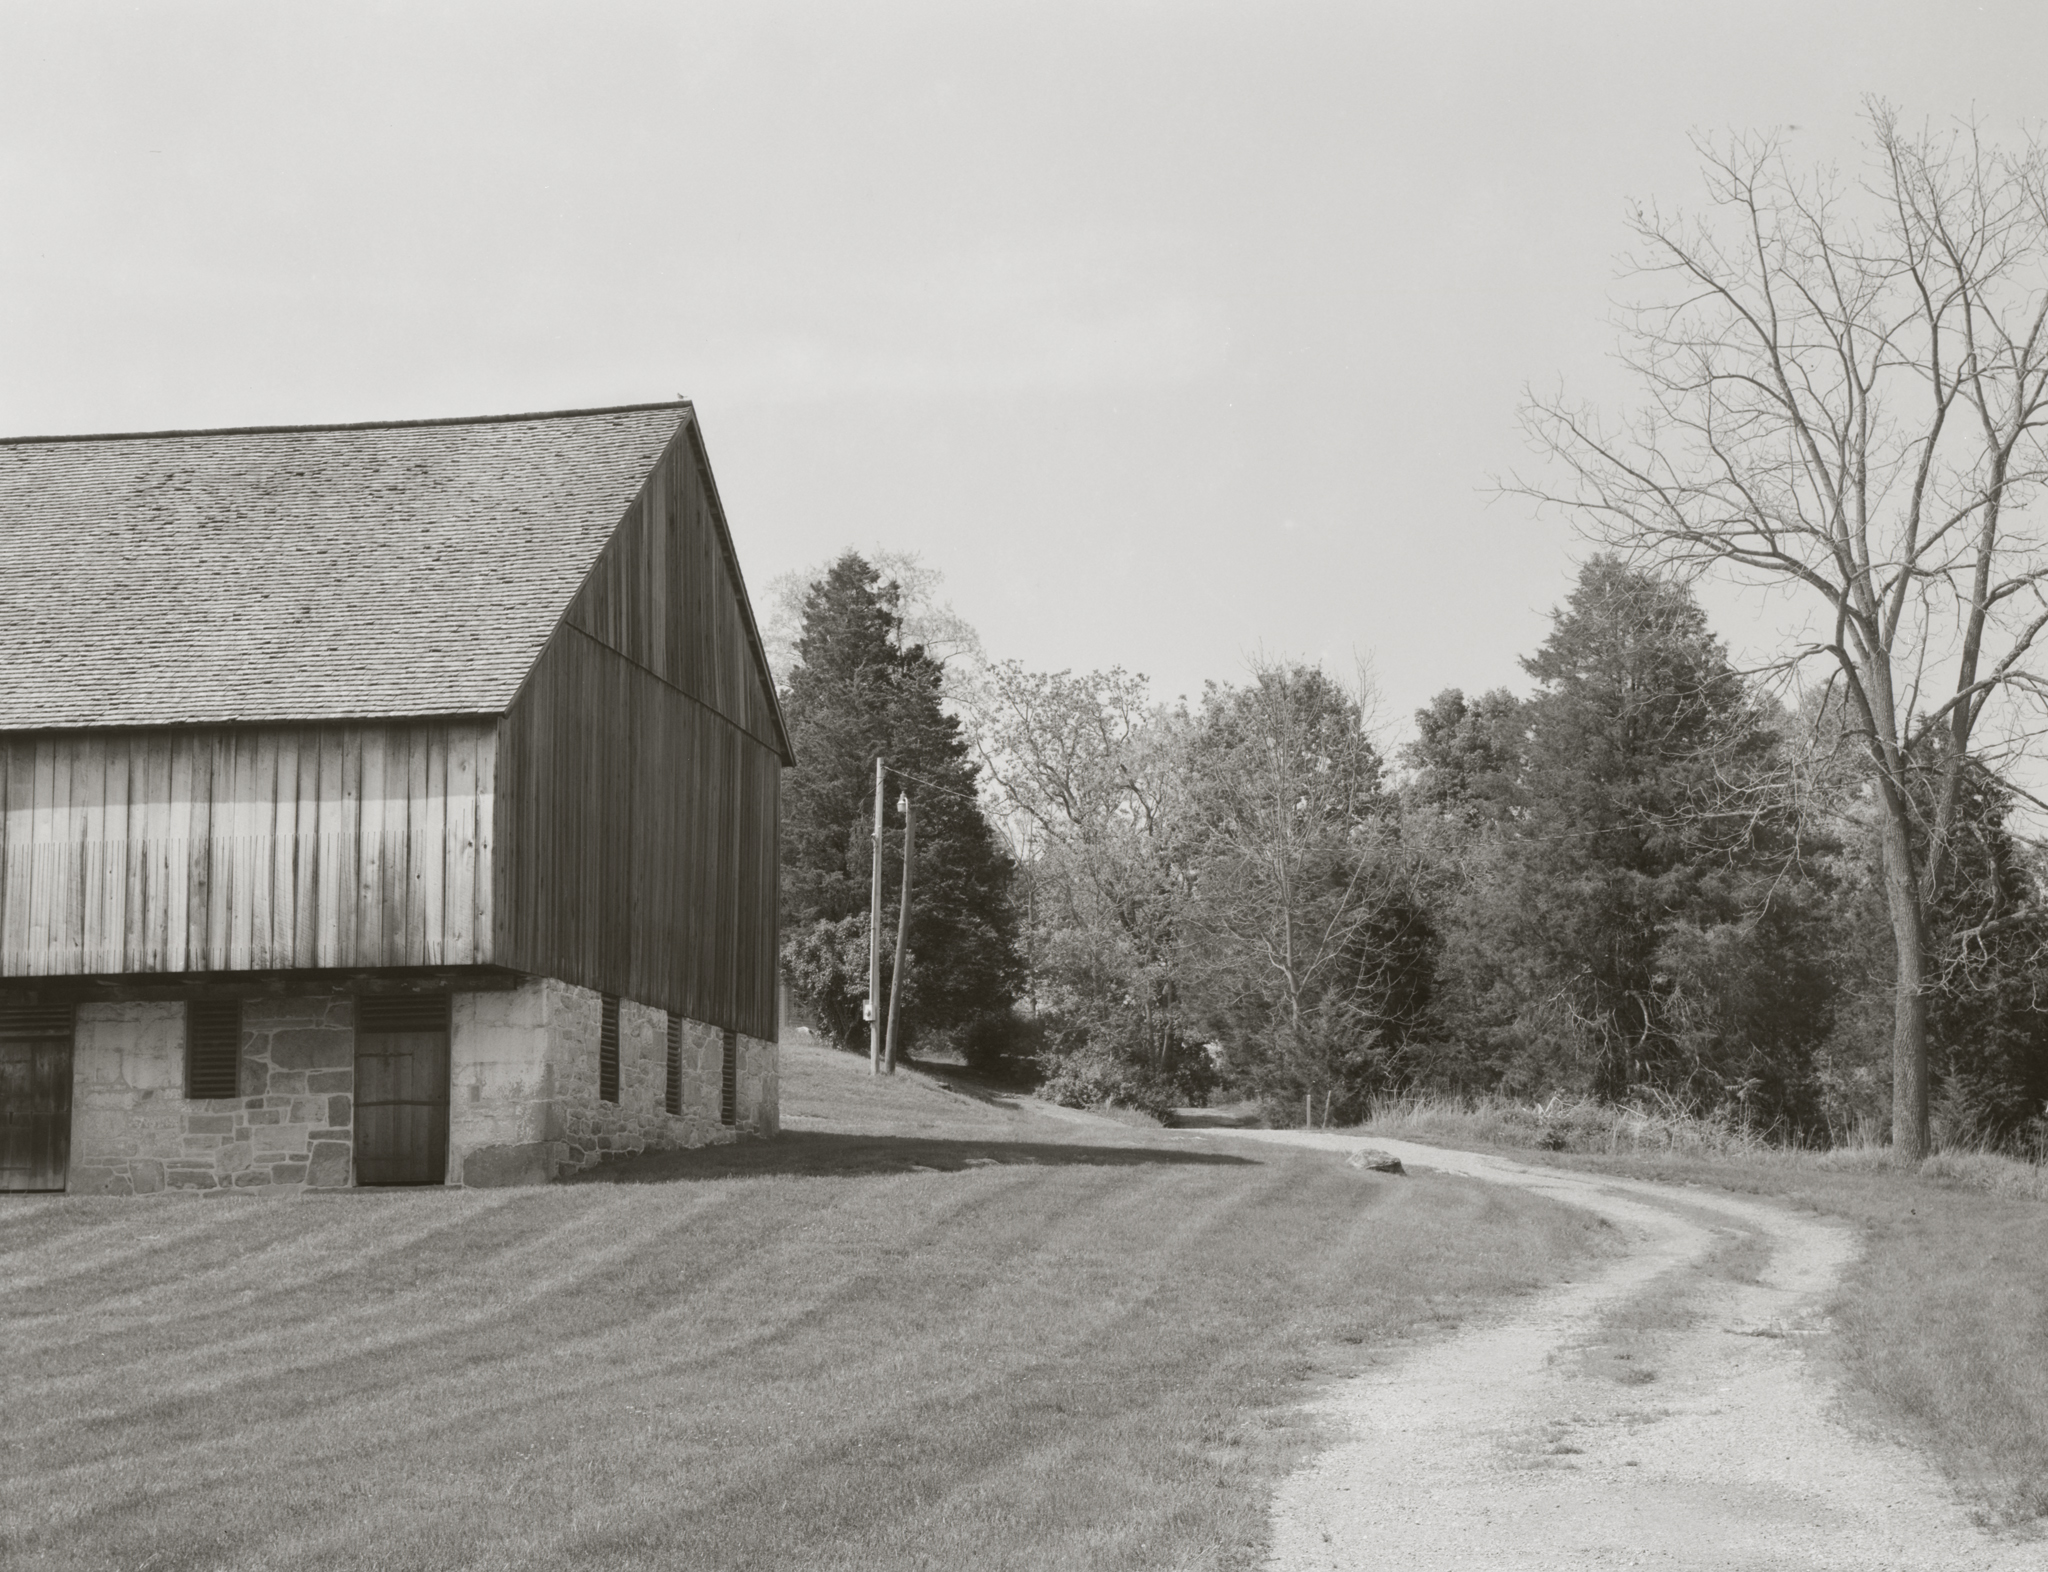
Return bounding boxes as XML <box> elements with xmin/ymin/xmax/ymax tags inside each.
<box><xmin>353</xmin><ymin>996</ymin><xmax>450</xmax><ymax>1186</ymax></box>
<box><xmin>0</xmin><ymin>1005</ymin><xmax>74</xmax><ymax>1192</ymax></box>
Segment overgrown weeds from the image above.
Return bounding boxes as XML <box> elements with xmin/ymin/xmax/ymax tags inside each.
<box><xmin>1361</xmin><ymin>1090</ymin><xmax>2048</xmax><ymax>1200</ymax></box>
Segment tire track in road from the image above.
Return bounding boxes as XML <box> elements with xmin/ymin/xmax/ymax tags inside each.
<box><xmin>1211</xmin><ymin>1131</ymin><xmax>2034</xmax><ymax>1571</ymax></box>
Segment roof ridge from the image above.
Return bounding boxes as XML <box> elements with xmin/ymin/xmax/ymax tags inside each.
<box><xmin>0</xmin><ymin>399</ymin><xmax>693</xmax><ymax>448</ymax></box>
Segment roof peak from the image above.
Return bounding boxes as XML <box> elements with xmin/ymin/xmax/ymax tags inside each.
<box><xmin>0</xmin><ymin>399</ymin><xmax>693</xmax><ymax>448</ymax></box>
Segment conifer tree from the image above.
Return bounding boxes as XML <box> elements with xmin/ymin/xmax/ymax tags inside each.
<box><xmin>778</xmin><ymin>553</ymin><xmax>1022</xmax><ymax>1050</ymax></box>
<box><xmin>1430</xmin><ymin>558</ymin><xmax>1834</xmax><ymax>1125</ymax></box>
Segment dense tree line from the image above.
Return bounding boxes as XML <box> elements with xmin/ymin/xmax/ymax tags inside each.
<box><xmin>775</xmin><ymin>551</ymin><xmax>2048</xmax><ymax>1152</ymax></box>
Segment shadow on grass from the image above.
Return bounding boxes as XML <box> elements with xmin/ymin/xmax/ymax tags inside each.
<box><xmin>565</xmin><ymin>1131</ymin><xmax>1260</xmax><ymax>1185</ymax></box>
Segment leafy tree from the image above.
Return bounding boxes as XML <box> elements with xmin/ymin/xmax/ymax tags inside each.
<box><xmin>779</xmin><ymin>553</ymin><xmax>1022</xmax><ymax>1050</ymax></box>
<box><xmin>973</xmin><ymin>663</ymin><xmax>1209</xmax><ymax>1110</ymax></box>
<box><xmin>1181</xmin><ymin>664</ymin><xmax>1432</xmax><ymax>1123</ymax></box>
<box><xmin>1404</xmin><ymin>687</ymin><xmax>1524</xmax><ymax>821</ymax></box>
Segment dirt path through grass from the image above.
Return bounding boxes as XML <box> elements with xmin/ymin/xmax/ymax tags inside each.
<box><xmin>1212</xmin><ymin>1131</ymin><xmax>2035</xmax><ymax>1571</ymax></box>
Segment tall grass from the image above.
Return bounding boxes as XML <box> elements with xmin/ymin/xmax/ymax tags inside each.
<box><xmin>1361</xmin><ymin>1090</ymin><xmax>2048</xmax><ymax>1200</ymax></box>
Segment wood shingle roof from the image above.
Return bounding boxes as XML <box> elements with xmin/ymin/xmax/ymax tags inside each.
<box><xmin>0</xmin><ymin>402</ymin><xmax>727</xmax><ymax>731</ymax></box>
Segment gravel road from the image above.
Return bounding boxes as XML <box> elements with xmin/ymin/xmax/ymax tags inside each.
<box><xmin>1209</xmin><ymin>1131</ymin><xmax>2036</xmax><ymax>1571</ymax></box>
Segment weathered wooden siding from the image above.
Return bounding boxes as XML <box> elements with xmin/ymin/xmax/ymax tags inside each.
<box><xmin>0</xmin><ymin>723</ymin><xmax>496</xmax><ymax>977</ymax></box>
<box><xmin>492</xmin><ymin>626</ymin><xmax>780</xmax><ymax>1038</ymax></box>
<box><xmin>561</xmin><ymin>424</ymin><xmax>787</xmax><ymax>759</ymax></box>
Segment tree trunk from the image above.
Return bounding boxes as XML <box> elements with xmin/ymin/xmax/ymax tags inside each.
<box><xmin>1878</xmin><ymin>804</ymin><xmax>1931</xmax><ymax>1162</ymax></box>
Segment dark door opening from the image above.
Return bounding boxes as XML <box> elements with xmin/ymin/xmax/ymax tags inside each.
<box><xmin>0</xmin><ymin>1005</ymin><xmax>74</xmax><ymax>1192</ymax></box>
<box><xmin>353</xmin><ymin>995</ymin><xmax>450</xmax><ymax>1186</ymax></box>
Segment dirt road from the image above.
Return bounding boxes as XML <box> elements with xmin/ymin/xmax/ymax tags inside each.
<box><xmin>1210</xmin><ymin>1131</ymin><xmax>2035</xmax><ymax>1571</ymax></box>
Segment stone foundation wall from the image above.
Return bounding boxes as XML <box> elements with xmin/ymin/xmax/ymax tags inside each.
<box><xmin>737</xmin><ymin>1031</ymin><xmax>777</xmax><ymax>1137</ymax></box>
<box><xmin>61</xmin><ymin>977</ymin><xmax>776</xmax><ymax>1194</ymax></box>
<box><xmin>68</xmin><ymin>995</ymin><xmax>355</xmax><ymax>1196</ymax></box>
<box><xmin>448</xmin><ymin>978</ymin><xmax>776</xmax><ymax>1184</ymax></box>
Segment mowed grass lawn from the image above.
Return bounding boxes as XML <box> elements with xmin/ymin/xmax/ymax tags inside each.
<box><xmin>1</xmin><ymin>1046</ymin><xmax>1612</xmax><ymax>1572</ymax></box>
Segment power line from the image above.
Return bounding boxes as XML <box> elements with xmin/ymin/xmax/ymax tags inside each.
<box><xmin>882</xmin><ymin>764</ymin><xmax>983</xmax><ymax>807</ymax></box>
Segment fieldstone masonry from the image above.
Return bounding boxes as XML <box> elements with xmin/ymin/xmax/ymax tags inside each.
<box><xmin>69</xmin><ymin>994</ymin><xmax>356</xmax><ymax>1196</ymax></box>
<box><xmin>450</xmin><ymin>978</ymin><xmax>777</xmax><ymax>1184</ymax></box>
<box><xmin>64</xmin><ymin>978</ymin><xmax>775</xmax><ymax>1193</ymax></box>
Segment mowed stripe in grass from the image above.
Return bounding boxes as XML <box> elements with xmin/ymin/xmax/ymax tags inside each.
<box><xmin>3</xmin><ymin>1071</ymin><xmax>1612</xmax><ymax>1572</ymax></box>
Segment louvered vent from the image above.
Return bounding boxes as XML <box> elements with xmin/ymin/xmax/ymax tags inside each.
<box><xmin>720</xmin><ymin>1029</ymin><xmax>738</xmax><ymax>1127</ymax></box>
<box><xmin>600</xmin><ymin>995</ymin><xmax>620</xmax><ymax>1103</ymax></box>
<box><xmin>186</xmin><ymin>1000</ymin><xmax>242</xmax><ymax>1099</ymax></box>
<box><xmin>355</xmin><ymin>995</ymin><xmax>450</xmax><ymax>1034</ymax></box>
<box><xmin>665</xmin><ymin>1016</ymin><xmax>683</xmax><ymax>1116</ymax></box>
<box><xmin>0</xmin><ymin>1004</ymin><xmax>73</xmax><ymax>1037</ymax></box>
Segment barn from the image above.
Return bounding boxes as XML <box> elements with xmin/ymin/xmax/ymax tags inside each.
<box><xmin>0</xmin><ymin>401</ymin><xmax>791</xmax><ymax>1194</ymax></box>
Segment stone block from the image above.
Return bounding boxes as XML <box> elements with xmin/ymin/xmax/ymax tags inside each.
<box><xmin>131</xmin><ymin>1159</ymin><xmax>164</xmax><ymax>1194</ymax></box>
<box><xmin>268</xmin><ymin>1028</ymin><xmax>352</xmax><ymax>1071</ymax></box>
<box><xmin>219</xmin><ymin>1142</ymin><xmax>255</xmax><ymax>1175</ymax></box>
<box><xmin>307</xmin><ymin>1070</ymin><xmax>352</xmax><ymax>1093</ymax></box>
<box><xmin>234</xmin><ymin>1171</ymin><xmax>270</xmax><ymax>1187</ymax></box>
<box><xmin>185</xmin><ymin>1114</ymin><xmax>235</xmax><ymax>1135</ymax></box>
<box><xmin>327</xmin><ymin>1094</ymin><xmax>353</xmax><ymax>1127</ymax></box>
<box><xmin>270</xmin><ymin>1162</ymin><xmax>309</xmax><ymax>1185</ymax></box>
<box><xmin>460</xmin><ymin>1142</ymin><xmax>554</xmax><ymax>1187</ymax></box>
<box><xmin>68</xmin><ymin>1166</ymin><xmax>120</xmax><ymax>1196</ymax></box>
<box><xmin>246</xmin><ymin>1109</ymin><xmax>283</xmax><ymax>1125</ymax></box>
<box><xmin>244</xmin><ymin>995</ymin><xmax>327</xmax><ymax>1027</ymax></box>
<box><xmin>306</xmin><ymin>1142</ymin><xmax>351</xmax><ymax>1188</ymax></box>
<box><xmin>288</xmin><ymin>1097</ymin><xmax>328</xmax><ymax>1124</ymax></box>
<box><xmin>267</xmin><ymin>1071</ymin><xmax>309</xmax><ymax>1095</ymax></box>
<box><xmin>457</xmin><ymin>980</ymin><xmax>547</xmax><ymax>1033</ymax></box>
<box><xmin>165</xmin><ymin>1169</ymin><xmax>217</xmax><ymax>1190</ymax></box>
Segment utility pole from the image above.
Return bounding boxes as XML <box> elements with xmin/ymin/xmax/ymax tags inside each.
<box><xmin>868</xmin><ymin>755</ymin><xmax>884</xmax><ymax>1075</ymax></box>
<box><xmin>884</xmin><ymin>790</ymin><xmax>915</xmax><ymax>1074</ymax></box>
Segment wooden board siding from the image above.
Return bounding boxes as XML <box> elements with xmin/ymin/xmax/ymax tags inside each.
<box><xmin>494</xmin><ymin>625</ymin><xmax>780</xmax><ymax>1038</ymax></box>
<box><xmin>561</xmin><ymin>427</ymin><xmax>787</xmax><ymax>760</ymax></box>
<box><xmin>0</xmin><ymin>722</ymin><xmax>496</xmax><ymax>977</ymax></box>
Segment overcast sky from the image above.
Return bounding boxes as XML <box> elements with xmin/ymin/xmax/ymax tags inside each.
<box><xmin>4</xmin><ymin>2</ymin><xmax>2045</xmax><ymax>739</ymax></box>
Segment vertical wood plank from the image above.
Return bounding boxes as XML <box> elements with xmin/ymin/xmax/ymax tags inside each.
<box><xmin>415</xmin><ymin>724</ymin><xmax>443</xmax><ymax>965</ymax></box>
<box><xmin>357</xmin><ymin>725</ymin><xmax>386</xmax><ymax>966</ymax></box>
<box><xmin>0</xmin><ymin>744</ymin><xmax>27</xmax><ymax>974</ymax></box>
<box><xmin>310</xmin><ymin>727</ymin><xmax>339</xmax><ymax>968</ymax></box>
<box><xmin>445</xmin><ymin>725</ymin><xmax>476</xmax><ymax>966</ymax></box>
<box><xmin>168</xmin><ymin>733</ymin><xmax>198</xmax><ymax>971</ymax></box>
<box><xmin>140</xmin><ymin>736</ymin><xmax>172</xmax><ymax>972</ymax></box>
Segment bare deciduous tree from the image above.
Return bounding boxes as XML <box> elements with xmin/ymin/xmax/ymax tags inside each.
<box><xmin>1519</xmin><ymin>105</ymin><xmax>2048</xmax><ymax>1158</ymax></box>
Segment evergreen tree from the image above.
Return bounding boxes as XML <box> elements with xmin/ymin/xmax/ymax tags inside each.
<box><xmin>1919</xmin><ymin>763</ymin><xmax>2048</xmax><ymax>1151</ymax></box>
<box><xmin>1429</xmin><ymin>558</ymin><xmax>1834</xmax><ymax>1127</ymax></box>
<box><xmin>779</xmin><ymin>553</ymin><xmax>1022</xmax><ymax>1050</ymax></box>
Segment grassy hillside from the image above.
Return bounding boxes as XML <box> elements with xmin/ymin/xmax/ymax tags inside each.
<box><xmin>0</xmin><ymin>1041</ymin><xmax>1610</xmax><ymax>1572</ymax></box>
